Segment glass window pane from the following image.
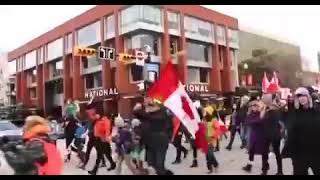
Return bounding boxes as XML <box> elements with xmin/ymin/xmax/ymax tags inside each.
<box><xmin>66</xmin><ymin>33</ymin><xmax>73</xmax><ymax>53</ymax></box>
<box><xmin>30</xmin><ymin>88</ymin><xmax>37</xmax><ymax>99</ymax></box>
<box><xmin>25</xmin><ymin>50</ymin><xmax>37</xmax><ymax>70</ymax></box>
<box><xmin>95</xmin><ymin>72</ymin><xmax>102</xmax><ymax>87</ymax></box>
<box><xmin>85</xmin><ymin>74</ymin><xmax>94</xmax><ymax>89</ymax></box>
<box><xmin>106</xmin><ymin>15</ymin><xmax>115</xmax><ymax>38</ymax></box>
<box><xmin>131</xmin><ymin>64</ymin><xmax>143</xmax><ymax>82</ymax></box>
<box><xmin>51</xmin><ymin>60</ymin><xmax>63</xmax><ymax>78</ymax></box>
<box><xmin>200</xmin><ymin>68</ymin><xmax>208</xmax><ymax>83</ymax></box>
<box><xmin>121</xmin><ymin>5</ymin><xmax>140</xmax><ymax>26</ymax></box>
<box><xmin>8</xmin><ymin>60</ymin><xmax>16</xmax><ymax>75</ymax></box>
<box><xmin>129</xmin><ymin>33</ymin><xmax>158</xmax><ymax>55</ymax></box>
<box><xmin>77</xmin><ymin>21</ymin><xmax>101</xmax><ymax>47</ymax></box>
<box><xmin>142</xmin><ymin>6</ymin><xmax>161</xmax><ymax>25</ymax></box>
<box><xmin>47</xmin><ymin>38</ymin><xmax>63</xmax><ymax>61</ymax></box>
<box><xmin>187</xmin><ymin>68</ymin><xmax>199</xmax><ymax>83</ymax></box>
<box><xmin>187</xmin><ymin>41</ymin><xmax>209</xmax><ymax>62</ymax></box>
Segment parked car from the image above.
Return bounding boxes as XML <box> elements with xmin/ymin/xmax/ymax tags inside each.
<box><xmin>0</xmin><ymin>121</ymin><xmax>23</xmax><ymax>145</ymax></box>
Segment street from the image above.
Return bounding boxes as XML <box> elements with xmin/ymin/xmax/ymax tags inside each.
<box><xmin>60</xmin><ymin>134</ymin><xmax>294</xmax><ymax>175</ymax></box>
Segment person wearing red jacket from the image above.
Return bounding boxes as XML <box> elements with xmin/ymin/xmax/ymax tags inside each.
<box><xmin>85</xmin><ymin>103</ymin><xmax>116</xmax><ymax>175</ymax></box>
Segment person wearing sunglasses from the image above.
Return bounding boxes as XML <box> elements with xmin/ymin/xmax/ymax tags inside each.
<box><xmin>242</xmin><ymin>97</ymin><xmax>270</xmax><ymax>175</ymax></box>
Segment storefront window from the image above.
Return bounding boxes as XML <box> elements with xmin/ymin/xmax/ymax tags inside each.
<box><xmin>105</xmin><ymin>14</ymin><xmax>115</xmax><ymax>39</ymax></box>
<box><xmin>85</xmin><ymin>72</ymin><xmax>102</xmax><ymax>89</ymax></box>
<box><xmin>187</xmin><ymin>40</ymin><xmax>209</xmax><ymax>62</ymax></box>
<box><xmin>47</xmin><ymin>38</ymin><xmax>63</xmax><ymax>61</ymax></box>
<box><xmin>25</xmin><ymin>50</ymin><xmax>37</xmax><ymax>70</ymax></box>
<box><xmin>187</xmin><ymin>67</ymin><xmax>209</xmax><ymax>84</ymax></box>
<box><xmin>77</xmin><ymin>21</ymin><xmax>101</xmax><ymax>47</ymax></box>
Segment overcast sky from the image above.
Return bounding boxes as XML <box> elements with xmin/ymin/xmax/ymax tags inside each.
<box><xmin>0</xmin><ymin>5</ymin><xmax>319</xmax><ymax>71</ymax></box>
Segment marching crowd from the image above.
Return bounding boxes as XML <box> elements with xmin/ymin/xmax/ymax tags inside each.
<box><xmin>1</xmin><ymin>85</ymin><xmax>320</xmax><ymax>175</ymax></box>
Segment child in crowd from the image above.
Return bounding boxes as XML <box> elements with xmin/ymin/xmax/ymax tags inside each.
<box><xmin>71</xmin><ymin>120</ymin><xmax>88</xmax><ymax>164</ymax></box>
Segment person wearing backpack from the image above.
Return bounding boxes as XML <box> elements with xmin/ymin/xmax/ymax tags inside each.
<box><xmin>2</xmin><ymin>115</ymin><xmax>63</xmax><ymax>175</ymax></box>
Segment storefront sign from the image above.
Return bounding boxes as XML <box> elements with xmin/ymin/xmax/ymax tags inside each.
<box><xmin>186</xmin><ymin>84</ymin><xmax>209</xmax><ymax>93</ymax></box>
<box><xmin>85</xmin><ymin>88</ymin><xmax>118</xmax><ymax>99</ymax></box>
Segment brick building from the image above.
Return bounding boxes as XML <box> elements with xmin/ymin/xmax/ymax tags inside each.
<box><xmin>7</xmin><ymin>5</ymin><xmax>239</xmax><ymax>118</ymax></box>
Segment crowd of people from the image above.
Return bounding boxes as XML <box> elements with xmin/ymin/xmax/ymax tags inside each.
<box><xmin>1</xmin><ymin>86</ymin><xmax>320</xmax><ymax>175</ymax></box>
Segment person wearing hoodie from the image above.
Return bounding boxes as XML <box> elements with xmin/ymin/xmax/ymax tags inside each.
<box><xmin>85</xmin><ymin>103</ymin><xmax>116</xmax><ymax>175</ymax></box>
<box><xmin>287</xmin><ymin>87</ymin><xmax>320</xmax><ymax>175</ymax></box>
<box><xmin>242</xmin><ymin>98</ymin><xmax>269</xmax><ymax>175</ymax></box>
<box><xmin>133</xmin><ymin>96</ymin><xmax>173</xmax><ymax>175</ymax></box>
<box><xmin>261</xmin><ymin>93</ymin><xmax>284</xmax><ymax>175</ymax></box>
<box><xmin>1</xmin><ymin>116</ymin><xmax>63</xmax><ymax>175</ymax></box>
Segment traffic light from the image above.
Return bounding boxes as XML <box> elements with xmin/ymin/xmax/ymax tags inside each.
<box><xmin>118</xmin><ymin>53</ymin><xmax>134</xmax><ymax>63</ymax></box>
<box><xmin>73</xmin><ymin>47</ymin><xmax>97</xmax><ymax>57</ymax></box>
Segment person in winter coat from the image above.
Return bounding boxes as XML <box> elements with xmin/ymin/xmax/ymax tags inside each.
<box><xmin>1</xmin><ymin>116</ymin><xmax>62</xmax><ymax>175</ymax></box>
<box><xmin>112</xmin><ymin>116</ymin><xmax>136</xmax><ymax>175</ymax></box>
<box><xmin>133</xmin><ymin>96</ymin><xmax>173</xmax><ymax>175</ymax></box>
<box><xmin>242</xmin><ymin>98</ymin><xmax>269</xmax><ymax>175</ymax></box>
<box><xmin>171</xmin><ymin>117</ymin><xmax>188</xmax><ymax>164</ymax></box>
<box><xmin>261</xmin><ymin>93</ymin><xmax>284</xmax><ymax>175</ymax></box>
<box><xmin>85</xmin><ymin>103</ymin><xmax>116</xmax><ymax>175</ymax></box>
<box><xmin>238</xmin><ymin>96</ymin><xmax>250</xmax><ymax>149</ymax></box>
<box><xmin>226</xmin><ymin>102</ymin><xmax>241</xmax><ymax>151</ymax></box>
<box><xmin>287</xmin><ymin>87</ymin><xmax>320</xmax><ymax>175</ymax></box>
<box><xmin>197</xmin><ymin>105</ymin><xmax>220</xmax><ymax>174</ymax></box>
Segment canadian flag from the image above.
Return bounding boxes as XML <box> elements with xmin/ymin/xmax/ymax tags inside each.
<box><xmin>148</xmin><ymin>61</ymin><xmax>200</xmax><ymax>138</ymax></box>
<box><xmin>267</xmin><ymin>72</ymin><xmax>280</xmax><ymax>93</ymax></box>
<box><xmin>262</xmin><ymin>72</ymin><xmax>270</xmax><ymax>93</ymax></box>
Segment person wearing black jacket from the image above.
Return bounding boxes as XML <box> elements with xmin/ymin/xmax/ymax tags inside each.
<box><xmin>287</xmin><ymin>87</ymin><xmax>320</xmax><ymax>175</ymax></box>
<box><xmin>133</xmin><ymin>96</ymin><xmax>173</xmax><ymax>175</ymax></box>
<box><xmin>261</xmin><ymin>93</ymin><xmax>283</xmax><ymax>175</ymax></box>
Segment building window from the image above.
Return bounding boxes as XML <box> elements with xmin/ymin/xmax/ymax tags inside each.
<box><xmin>142</xmin><ymin>5</ymin><xmax>161</xmax><ymax>25</ymax></box>
<box><xmin>29</xmin><ymin>88</ymin><xmax>37</xmax><ymax>99</ymax></box>
<box><xmin>168</xmin><ymin>11</ymin><xmax>179</xmax><ymax>31</ymax></box>
<box><xmin>170</xmin><ymin>36</ymin><xmax>179</xmax><ymax>55</ymax></box>
<box><xmin>37</xmin><ymin>46</ymin><xmax>44</xmax><ymax>65</ymax></box>
<box><xmin>187</xmin><ymin>40</ymin><xmax>209</xmax><ymax>62</ymax></box>
<box><xmin>50</xmin><ymin>60</ymin><xmax>63</xmax><ymax>78</ymax></box>
<box><xmin>8</xmin><ymin>60</ymin><xmax>16</xmax><ymax>75</ymax></box>
<box><xmin>47</xmin><ymin>38</ymin><xmax>63</xmax><ymax>61</ymax></box>
<box><xmin>27</xmin><ymin>69</ymin><xmax>37</xmax><ymax>85</ymax></box>
<box><xmin>129</xmin><ymin>64</ymin><xmax>144</xmax><ymax>82</ymax></box>
<box><xmin>55</xmin><ymin>80</ymin><xmax>63</xmax><ymax>94</ymax></box>
<box><xmin>121</xmin><ymin>5</ymin><xmax>140</xmax><ymax>26</ymax></box>
<box><xmin>229</xmin><ymin>49</ymin><xmax>237</xmax><ymax>67</ymax></box>
<box><xmin>25</xmin><ymin>50</ymin><xmax>37</xmax><ymax>70</ymax></box>
<box><xmin>125</xmin><ymin>33</ymin><xmax>160</xmax><ymax>56</ymax></box>
<box><xmin>82</xmin><ymin>43</ymin><xmax>101</xmax><ymax>69</ymax></box>
<box><xmin>105</xmin><ymin>14</ymin><xmax>115</xmax><ymax>39</ymax></box>
<box><xmin>65</xmin><ymin>33</ymin><xmax>73</xmax><ymax>54</ymax></box>
<box><xmin>85</xmin><ymin>72</ymin><xmax>102</xmax><ymax>89</ymax></box>
<box><xmin>184</xmin><ymin>16</ymin><xmax>213</xmax><ymax>40</ymax></box>
<box><xmin>187</xmin><ymin>67</ymin><xmax>209</xmax><ymax>84</ymax></box>
<box><xmin>77</xmin><ymin>21</ymin><xmax>101</xmax><ymax>47</ymax></box>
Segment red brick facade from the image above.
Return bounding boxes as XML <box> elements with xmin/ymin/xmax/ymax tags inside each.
<box><xmin>8</xmin><ymin>5</ymin><xmax>238</xmax><ymax>117</ymax></box>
